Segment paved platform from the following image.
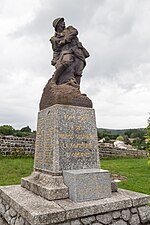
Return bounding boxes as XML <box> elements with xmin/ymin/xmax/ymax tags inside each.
<box><xmin>0</xmin><ymin>185</ymin><xmax>150</xmax><ymax>225</ymax></box>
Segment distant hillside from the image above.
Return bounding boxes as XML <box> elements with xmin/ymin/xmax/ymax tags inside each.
<box><xmin>97</xmin><ymin>128</ymin><xmax>146</xmax><ymax>136</ymax></box>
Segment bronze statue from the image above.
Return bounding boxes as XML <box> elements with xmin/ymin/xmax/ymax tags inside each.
<box><xmin>50</xmin><ymin>17</ymin><xmax>90</xmax><ymax>85</ymax></box>
<box><xmin>39</xmin><ymin>18</ymin><xmax>92</xmax><ymax>110</ymax></box>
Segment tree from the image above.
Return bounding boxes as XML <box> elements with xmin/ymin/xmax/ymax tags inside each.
<box><xmin>146</xmin><ymin>116</ymin><xmax>150</xmax><ymax>167</ymax></box>
<box><xmin>20</xmin><ymin>126</ymin><xmax>31</xmax><ymax>133</ymax></box>
<box><xmin>0</xmin><ymin>125</ymin><xmax>15</xmax><ymax>135</ymax></box>
<box><xmin>116</xmin><ymin>135</ymin><xmax>124</xmax><ymax>141</ymax></box>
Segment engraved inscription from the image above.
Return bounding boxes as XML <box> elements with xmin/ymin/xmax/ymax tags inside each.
<box><xmin>34</xmin><ymin>105</ymin><xmax>99</xmax><ymax>172</ymax></box>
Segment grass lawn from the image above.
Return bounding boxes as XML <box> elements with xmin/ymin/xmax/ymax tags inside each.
<box><xmin>101</xmin><ymin>158</ymin><xmax>150</xmax><ymax>195</ymax></box>
<box><xmin>0</xmin><ymin>156</ymin><xmax>150</xmax><ymax>195</ymax></box>
<box><xmin>0</xmin><ymin>156</ymin><xmax>34</xmax><ymax>186</ymax></box>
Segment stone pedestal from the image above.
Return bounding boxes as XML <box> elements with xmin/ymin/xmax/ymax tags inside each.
<box><xmin>21</xmin><ymin>105</ymin><xmax>111</xmax><ymax>202</ymax></box>
<box><xmin>34</xmin><ymin>104</ymin><xmax>100</xmax><ymax>174</ymax></box>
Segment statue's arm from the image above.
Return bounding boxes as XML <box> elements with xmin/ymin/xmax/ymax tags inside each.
<box><xmin>65</xmin><ymin>26</ymin><xmax>78</xmax><ymax>42</ymax></box>
<box><xmin>58</xmin><ymin>26</ymin><xmax>78</xmax><ymax>46</ymax></box>
<box><xmin>50</xmin><ymin>36</ymin><xmax>60</xmax><ymax>51</ymax></box>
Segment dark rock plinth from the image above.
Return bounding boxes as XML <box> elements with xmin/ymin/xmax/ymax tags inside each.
<box><xmin>39</xmin><ymin>79</ymin><xmax>92</xmax><ymax>110</ymax></box>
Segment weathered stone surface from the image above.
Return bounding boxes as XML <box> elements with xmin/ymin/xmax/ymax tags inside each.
<box><xmin>119</xmin><ymin>189</ymin><xmax>150</xmax><ymax>206</ymax></box>
<box><xmin>59</xmin><ymin>222</ymin><xmax>70</xmax><ymax>225</ymax></box>
<box><xmin>9</xmin><ymin>207</ymin><xmax>17</xmax><ymax>217</ymax></box>
<box><xmin>11</xmin><ymin>217</ymin><xmax>16</xmax><ymax>225</ymax></box>
<box><xmin>34</xmin><ymin>105</ymin><xmax>100</xmax><ymax>174</ymax></box>
<box><xmin>40</xmin><ymin>81</ymin><xmax>92</xmax><ymax>110</ymax></box>
<box><xmin>112</xmin><ymin>220</ymin><xmax>127</xmax><ymax>225</ymax></box>
<box><xmin>80</xmin><ymin>216</ymin><xmax>96</xmax><ymax>224</ymax></box>
<box><xmin>129</xmin><ymin>214</ymin><xmax>140</xmax><ymax>225</ymax></box>
<box><xmin>0</xmin><ymin>186</ymin><xmax>150</xmax><ymax>225</ymax></box>
<box><xmin>0</xmin><ymin>185</ymin><xmax>66</xmax><ymax>225</ymax></box>
<box><xmin>0</xmin><ymin>216</ymin><xmax>8</xmax><ymax>225</ymax></box>
<box><xmin>121</xmin><ymin>209</ymin><xmax>131</xmax><ymax>221</ymax></box>
<box><xmin>24</xmin><ymin>220</ymin><xmax>30</xmax><ymax>225</ymax></box>
<box><xmin>0</xmin><ymin>202</ymin><xmax>5</xmax><ymax>214</ymax></box>
<box><xmin>15</xmin><ymin>216</ymin><xmax>25</xmax><ymax>225</ymax></box>
<box><xmin>96</xmin><ymin>213</ymin><xmax>112</xmax><ymax>224</ymax></box>
<box><xmin>112</xmin><ymin>210</ymin><xmax>121</xmax><ymax>219</ymax></box>
<box><xmin>4</xmin><ymin>210</ymin><xmax>11</xmax><ymax>224</ymax></box>
<box><xmin>63</xmin><ymin>169</ymin><xmax>111</xmax><ymax>202</ymax></box>
<box><xmin>111</xmin><ymin>180</ymin><xmax>118</xmax><ymax>192</ymax></box>
<box><xmin>138</xmin><ymin>205</ymin><xmax>150</xmax><ymax>223</ymax></box>
<box><xmin>131</xmin><ymin>207</ymin><xmax>138</xmax><ymax>214</ymax></box>
<box><xmin>71</xmin><ymin>219</ymin><xmax>82</xmax><ymax>225</ymax></box>
<box><xmin>92</xmin><ymin>223</ymin><xmax>103</xmax><ymax>225</ymax></box>
<box><xmin>56</xmin><ymin>191</ymin><xmax>132</xmax><ymax>220</ymax></box>
<box><xmin>5</xmin><ymin>205</ymin><xmax>10</xmax><ymax>210</ymax></box>
<box><xmin>21</xmin><ymin>172</ymin><xmax>69</xmax><ymax>201</ymax></box>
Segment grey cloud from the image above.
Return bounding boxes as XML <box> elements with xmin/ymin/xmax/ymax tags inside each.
<box><xmin>11</xmin><ymin>0</ymin><xmax>105</xmax><ymax>38</ymax></box>
<box><xmin>1</xmin><ymin>0</ymin><xmax>150</xmax><ymax>129</ymax></box>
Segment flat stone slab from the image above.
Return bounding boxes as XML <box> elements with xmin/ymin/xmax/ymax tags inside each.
<box><xmin>63</xmin><ymin>169</ymin><xmax>111</xmax><ymax>202</ymax></box>
<box><xmin>0</xmin><ymin>185</ymin><xmax>150</xmax><ymax>225</ymax></box>
<box><xmin>21</xmin><ymin>172</ymin><xmax>69</xmax><ymax>201</ymax></box>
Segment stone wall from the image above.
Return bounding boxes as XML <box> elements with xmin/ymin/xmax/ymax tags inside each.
<box><xmin>0</xmin><ymin>136</ymin><xmax>35</xmax><ymax>156</ymax></box>
<box><xmin>0</xmin><ymin>136</ymin><xmax>147</xmax><ymax>159</ymax></box>
<box><xmin>99</xmin><ymin>145</ymin><xmax>147</xmax><ymax>158</ymax></box>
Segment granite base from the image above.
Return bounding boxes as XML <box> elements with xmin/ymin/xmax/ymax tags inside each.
<box><xmin>34</xmin><ymin>105</ymin><xmax>100</xmax><ymax>174</ymax></box>
<box><xmin>0</xmin><ymin>185</ymin><xmax>150</xmax><ymax>225</ymax></box>
<box><xmin>63</xmin><ymin>169</ymin><xmax>111</xmax><ymax>202</ymax></box>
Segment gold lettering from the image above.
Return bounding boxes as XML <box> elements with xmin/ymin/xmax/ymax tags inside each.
<box><xmin>66</xmin><ymin>151</ymin><xmax>91</xmax><ymax>158</ymax></box>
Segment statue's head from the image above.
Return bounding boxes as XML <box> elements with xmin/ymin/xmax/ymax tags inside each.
<box><xmin>52</xmin><ymin>17</ymin><xmax>65</xmax><ymax>31</ymax></box>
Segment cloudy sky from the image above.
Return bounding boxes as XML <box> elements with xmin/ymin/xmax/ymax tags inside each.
<box><xmin>0</xmin><ymin>0</ymin><xmax>150</xmax><ymax>130</ymax></box>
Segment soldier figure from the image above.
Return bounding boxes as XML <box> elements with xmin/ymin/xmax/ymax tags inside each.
<box><xmin>50</xmin><ymin>18</ymin><xmax>90</xmax><ymax>85</ymax></box>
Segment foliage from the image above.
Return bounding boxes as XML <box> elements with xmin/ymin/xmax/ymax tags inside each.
<box><xmin>0</xmin><ymin>125</ymin><xmax>15</xmax><ymax>135</ymax></box>
<box><xmin>146</xmin><ymin>117</ymin><xmax>150</xmax><ymax>167</ymax></box>
<box><xmin>97</xmin><ymin>128</ymin><xmax>146</xmax><ymax>150</ymax></box>
<box><xmin>20</xmin><ymin>126</ymin><xmax>31</xmax><ymax>133</ymax></box>
<box><xmin>97</xmin><ymin>129</ymin><xmax>118</xmax><ymax>140</ymax></box>
<box><xmin>101</xmin><ymin>158</ymin><xmax>150</xmax><ymax>195</ymax></box>
<box><xmin>0</xmin><ymin>125</ymin><xmax>34</xmax><ymax>137</ymax></box>
<box><xmin>116</xmin><ymin>135</ymin><xmax>124</xmax><ymax>141</ymax></box>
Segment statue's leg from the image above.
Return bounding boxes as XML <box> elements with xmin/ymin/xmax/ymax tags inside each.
<box><xmin>52</xmin><ymin>62</ymin><xmax>68</xmax><ymax>84</ymax></box>
<box><xmin>74</xmin><ymin>59</ymin><xmax>84</xmax><ymax>85</ymax></box>
<box><xmin>55</xmin><ymin>53</ymin><xmax>75</xmax><ymax>85</ymax></box>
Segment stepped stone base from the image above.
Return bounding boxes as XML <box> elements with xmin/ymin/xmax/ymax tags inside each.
<box><xmin>21</xmin><ymin>172</ymin><xmax>69</xmax><ymax>201</ymax></box>
<box><xmin>0</xmin><ymin>185</ymin><xmax>150</xmax><ymax>225</ymax></box>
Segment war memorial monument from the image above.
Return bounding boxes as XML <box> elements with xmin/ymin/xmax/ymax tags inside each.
<box><xmin>0</xmin><ymin>18</ymin><xmax>150</xmax><ymax>225</ymax></box>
